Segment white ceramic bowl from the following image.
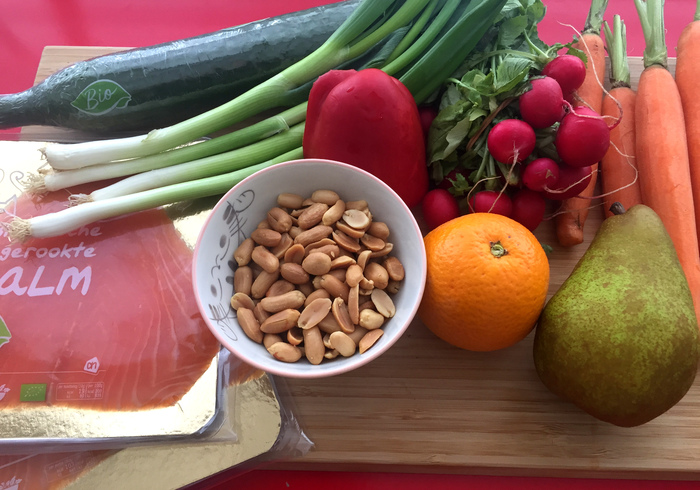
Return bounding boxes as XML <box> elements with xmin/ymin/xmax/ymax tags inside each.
<box><xmin>192</xmin><ymin>158</ymin><xmax>426</xmax><ymax>378</ymax></box>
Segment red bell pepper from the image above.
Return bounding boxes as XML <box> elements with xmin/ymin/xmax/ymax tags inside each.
<box><xmin>302</xmin><ymin>68</ymin><xmax>429</xmax><ymax>208</ymax></box>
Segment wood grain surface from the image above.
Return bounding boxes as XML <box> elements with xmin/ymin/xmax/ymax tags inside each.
<box><xmin>26</xmin><ymin>48</ymin><xmax>699</xmax><ymax>479</ymax></box>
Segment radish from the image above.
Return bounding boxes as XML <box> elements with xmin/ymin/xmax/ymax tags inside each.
<box><xmin>541</xmin><ymin>54</ymin><xmax>586</xmax><ymax>97</ymax></box>
<box><xmin>542</xmin><ymin>163</ymin><xmax>594</xmax><ymax>201</ymax></box>
<box><xmin>522</xmin><ymin>157</ymin><xmax>559</xmax><ymax>192</ymax></box>
<box><xmin>518</xmin><ymin>76</ymin><xmax>565</xmax><ymax>129</ymax></box>
<box><xmin>487</xmin><ymin>119</ymin><xmax>536</xmax><ymax>165</ymax></box>
<box><xmin>555</xmin><ymin>106</ymin><xmax>610</xmax><ymax>168</ymax></box>
<box><xmin>469</xmin><ymin>190</ymin><xmax>513</xmax><ymax>217</ymax></box>
<box><xmin>511</xmin><ymin>188</ymin><xmax>547</xmax><ymax>231</ymax></box>
<box><xmin>422</xmin><ymin>189</ymin><xmax>461</xmax><ymax>231</ymax></box>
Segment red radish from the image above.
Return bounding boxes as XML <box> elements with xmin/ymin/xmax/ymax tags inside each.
<box><xmin>419</xmin><ymin>105</ymin><xmax>439</xmax><ymax>140</ymax></box>
<box><xmin>422</xmin><ymin>189</ymin><xmax>461</xmax><ymax>230</ymax></box>
<box><xmin>487</xmin><ymin>119</ymin><xmax>536</xmax><ymax>164</ymax></box>
<box><xmin>542</xmin><ymin>163</ymin><xmax>594</xmax><ymax>201</ymax></box>
<box><xmin>542</xmin><ymin>54</ymin><xmax>587</xmax><ymax>97</ymax></box>
<box><xmin>522</xmin><ymin>157</ymin><xmax>560</xmax><ymax>192</ymax></box>
<box><xmin>469</xmin><ymin>190</ymin><xmax>513</xmax><ymax>217</ymax></box>
<box><xmin>511</xmin><ymin>188</ymin><xmax>547</xmax><ymax>231</ymax></box>
<box><xmin>518</xmin><ymin>76</ymin><xmax>565</xmax><ymax>129</ymax></box>
<box><xmin>555</xmin><ymin>106</ymin><xmax>610</xmax><ymax>168</ymax></box>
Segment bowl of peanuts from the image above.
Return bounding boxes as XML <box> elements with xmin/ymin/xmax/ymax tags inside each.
<box><xmin>192</xmin><ymin>158</ymin><xmax>427</xmax><ymax>378</ymax></box>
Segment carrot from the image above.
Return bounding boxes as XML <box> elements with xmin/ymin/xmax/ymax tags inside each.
<box><xmin>554</xmin><ymin>0</ymin><xmax>608</xmax><ymax>247</ymax></box>
<box><xmin>634</xmin><ymin>0</ymin><xmax>700</xmax><ymax>321</ymax></box>
<box><xmin>599</xmin><ymin>15</ymin><xmax>642</xmax><ymax>218</ymax></box>
<box><xmin>676</xmin><ymin>0</ymin><xmax>700</xmax><ymax>243</ymax></box>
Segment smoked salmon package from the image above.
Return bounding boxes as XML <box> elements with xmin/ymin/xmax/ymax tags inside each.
<box><xmin>0</xmin><ymin>142</ymin><xmax>241</xmax><ymax>452</ymax></box>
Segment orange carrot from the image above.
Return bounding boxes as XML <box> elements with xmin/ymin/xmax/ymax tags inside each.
<box><xmin>600</xmin><ymin>15</ymin><xmax>642</xmax><ymax>218</ymax></box>
<box><xmin>555</xmin><ymin>0</ymin><xmax>608</xmax><ymax>247</ymax></box>
<box><xmin>634</xmin><ymin>0</ymin><xmax>700</xmax><ymax>320</ymax></box>
<box><xmin>676</xmin><ymin>0</ymin><xmax>700</xmax><ymax>244</ymax></box>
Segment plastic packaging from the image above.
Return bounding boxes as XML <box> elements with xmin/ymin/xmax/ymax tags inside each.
<box><xmin>0</xmin><ymin>143</ymin><xmax>235</xmax><ymax>451</ymax></box>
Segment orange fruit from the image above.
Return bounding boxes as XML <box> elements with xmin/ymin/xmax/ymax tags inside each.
<box><xmin>418</xmin><ymin>213</ymin><xmax>549</xmax><ymax>352</ymax></box>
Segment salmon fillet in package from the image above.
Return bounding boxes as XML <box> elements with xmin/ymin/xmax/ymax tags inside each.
<box><xmin>0</xmin><ymin>147</ymin><xmax>233</xmax><ymax>452</ymax></box>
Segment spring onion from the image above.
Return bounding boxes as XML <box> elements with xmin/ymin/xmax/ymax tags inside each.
<box><xmin>7</xmin><ymin>148</ymin><xmax>304</xmax><ymax>242</ymax></box>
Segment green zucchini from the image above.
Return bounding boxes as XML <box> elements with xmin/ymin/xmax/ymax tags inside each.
<box><xmin>0</xmin><ymin>1</ymin><xmax>359</xmax><ymax>135</ymax></box>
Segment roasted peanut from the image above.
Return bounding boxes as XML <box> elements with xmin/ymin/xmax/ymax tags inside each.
<box><xmin>283</xmin><ymin>243</ymin><xmax>306</xmax><ymax>264</ymax></box>
<box><xmin>371</xmin><ymin>288</ymin><xmax>396</xmax><ymax>318</ymax></box>
<box><xmin>342</xmin><ymin>208</ymin><xmax>371</xmax><ymax>230</ymax></box>
<box><xmin>260</xmin><ymin>290</ymin><xmax>306</xmax><ymax>313</ymax></box>
<box><xmin>317</xmin><ymin>312</ymin><xmax>342</xmax><ymax>333</ymax></box>
<box><xmin>311</xmin><ymin>189</ymin><xmax>340</xmax><ymax>205</ymax></box>
<box><xmin>251</xmin><ymin>245</ymin><xmax>280</xmax><ymax>274</ymax></box>
<box><xmin>294</xmin><ymin>224</ymin><xmax>333</xmax><ymax>247</ymax></box>
<box><xmin>231</xmin><ymin>292</ymin><xmax>255</xmax><ymax>311</ymax></box>
<box><xmin>320</xmin><ymin>274</ymin><xmax>350</xmax><ymax>302</ymax></box>
<box><xmin>322</xmin><ymin>199</ymin><xmax>346</xmax><ymax>226</ymax></box>
<box><xmin>234</xmin><ymin>265</ymin><xmax>253</xmax><ymax>296</ymax></box>
<box><xmin>280</xmin><ymin>262</ymin><xmax>310</xmax><ymax>285</ymax></box>
<box><xmin>267</xmin><ymin>207</ymin><xmax>293</xmax><ymax>233</ymax></box>
<box><xmin>383</xmin><ymin>256</ymin><xmax>405</xmax><ymax>281</ymax></box>
<box><xmin>251</xmin><ymin>228</ymin><xmax>282</xmax><ymax>248</ymax></box>
<box><xmin>254</xmin><ymin>302</ymin><xmax>271</xmax><ymax>324</ymax></box>
<box><xmin>329</xmin><ymin>331</ymin><xmax>356</xmax><ymax>357</ymax></box>
<box><xmin>370</xmin><ymin>242</ymin><xmax>394</xmax><ymax>258</ymax></box>
<box><xmin>345</xmin><ymin>199</ymin><xmax>368</xmax><ymax>211</ymax></box>
<box><xmin>359</xmin><ymin>329</ymin><xmax>384</xmax><ymax>354</ymax></box>
<box><xmin>367</xmin><ymin>221</ymin><xmax>390</xmax><ymax>240</ymax></box>
<box><xmin>332</xmin><ymin>297</ymin><xmax>355</xmax><ymax>334</ymax></box>
<box><xmin>263</xmin><ymin>333</ymin><xmax>283</xmax><ymax>350</ymax></box>
<box><xmin>332</xmin><ymin>229</ymin><xmax>362</xmax><ymax>253</ymax></box>
<box><xmin>345</xmin><ymin>264</ymin><xmax>364</xmax><ymax>288</ymax></box>
<box><xmin>356</xmin><ymin>250</ymin><xmax>372</xmax><ymax>270</ymax></box>
<box><xmin>270</xmin><ymin>233</ymin><xmax>293</xmax><ymax>259</ymax></box>
<box><xmin>297</xmin><ymin>202</ymin><xmax>329</xmax><ymax>229</ymax></box>
<box><xmin>330</xmin><ymin>255</ymin><xmax>355</xmax><ymax>270</ymax></box>
<box><xmin>347</xmin><ymin>325</ymin><xmax>369</xmax><ymax>345</ymax></box>
<box><xmin>360</xmin><ymin>233</ymin><xmax>386</xmax><ymax>252</ymax></box>
<box><xmin>359</xmin><ymin>309</ymin><xmax>385</xmax><ymax>330</ymax></box>
<box><xmin>298</xmin><ymin>297</ymin><xmax>333</xmax><ymax>330</ymax></box>
<box><xmin>266</xmin><ymin>279</ymin><xmax>296</xmax><ymax>298</ymax></box>
<box><xmin>267</xmin><ymin>342</ymin><xmax>302</xmax><ymax>363</ymax></box>
<box><xmin>336</xmin><ymin>220</ymin><xmax>366</xmax><ymax>239</ymax></box>
<box><xmin>277</xmin><ymin>193</ymin><xmax>304</xmax><ymax>209</ymax></box>
<box><xmin>348</xmin><ymin>284</ymin><xmax>360</xmax><ymax>325</ymax></box>
<box><xmin>260</xmin><ymin>309</ymin><xmax>301</xmax><ymax>334</ymax></box>
<box><xmin>303</xmin><ymin>288</ymin><xmax>331</xmax><ymax>307</ymax></box>
<box><xmin>251</xmin><ymin>269</ymin><xmax>280</xmax><ymax>299</ymax></box>
<box><xmin>302</xmin><ymin>252</ymin><xmax>332</xmax><ymax>276</ymax></box>
<box><xmin>303</xmin><ymin>326</ymin><xmax>325</xmax><ymax>365</ymax></box>
<box><xmin>237</xmin><ymin>307</ymin><xmax>263</xmax><ymax>344</ymax></box>
<box><xmin>287</xmin><ymin>327</ymin><xmax>304</xmax><ymax>346</ymax></box>
<box><xmin>233</xmin><ymin>237</ymin><xmax>255</xmax><ymax>266</ymax></box>
<box><xmin>364</xmin><ymin>262</ymin><xmax>389</xmax><ymax>290</ymax></box>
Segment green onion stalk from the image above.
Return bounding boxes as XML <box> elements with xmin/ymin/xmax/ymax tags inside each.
<box><xmin>7</xmin><ymin>0</ymin><xmax>509</xmax><ymax>241</ymax></box>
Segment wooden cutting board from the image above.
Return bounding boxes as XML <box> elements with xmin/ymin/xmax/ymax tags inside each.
<box><xmin>26</xmin><ymin>47</ymin><xmax>699</xmax><ymax>480</ymax></box>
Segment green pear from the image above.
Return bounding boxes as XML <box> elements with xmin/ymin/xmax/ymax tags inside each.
<box><xmin>534</xmin><ymin>204</ymin><xmax>699</xmax><ymax>427</ymax></box>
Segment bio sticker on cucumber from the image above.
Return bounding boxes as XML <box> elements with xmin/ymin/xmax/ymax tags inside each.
<box><xmin>71</xmin><ymin>80</ymin><xmax>132</xmax><ymax>115</ymax></box>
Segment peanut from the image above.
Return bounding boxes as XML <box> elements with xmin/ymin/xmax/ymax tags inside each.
<box><xmin>267</xmin><ymin>342</ymin><xmax>302</xmax><ymax>363</ymax></box>
<box><xmin>237</xmin><ymin>307</ymin><xmax>263</xmax><ymax>344</ymax></box>
<box><xmin>233</xmin><ymin>237</ymin><xmax>255</xmax><ymax>266</ymax></box>
<box><xmin>230</xmin><ymin>188</ymin><xmax>406</xmax><ymax>366</ymax></box>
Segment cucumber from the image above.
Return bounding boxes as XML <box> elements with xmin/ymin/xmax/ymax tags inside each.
<box><xmin>0</xmin><ymin>1</ymin><xmax>359</xmax><ymax>134</ymax></box>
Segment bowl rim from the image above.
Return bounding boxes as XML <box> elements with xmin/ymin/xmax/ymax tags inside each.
<box><xmin>191</xmin><ymin>158</ymin><xmax>427</xmax><ymax>378</ymax></box>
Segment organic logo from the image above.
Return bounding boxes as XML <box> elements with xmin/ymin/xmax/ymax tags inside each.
<box><xmin>0</xmin><ymin>316</ymin><xmax>10</xmax><ymax>350</ymax></box>
<box><xmin>83</xmin><ymin>357</ymin><xmax>100</xmax><ymax>374</ymax></box>
<box><xmin>71</xmin><ymin>79</ymin><xmax>132</xmax><ymax>115</ymax></box>
<box><xmin>20</xmin><ymin>384</ymin><xmax>46</xmax><ymax>402</ymax></box>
